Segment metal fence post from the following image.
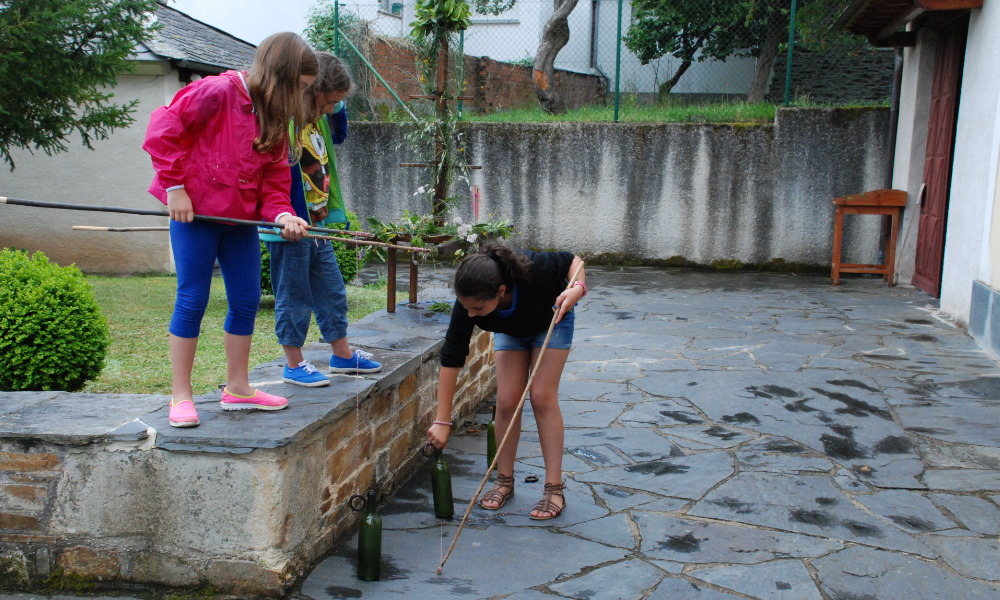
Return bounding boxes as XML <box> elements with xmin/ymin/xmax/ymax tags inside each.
<box><xmin>614</xmin><ymin>0</ymin><xmax>623</xmax><ymax>122</ymax></box>
<box><xmin>458</xmin><ymin>31</ymin><xmax>465</xmax><ymax>120</ymax></box>
<box><xmin>334</xmin><ymin>0</ymin><xmax>340</xmax><ymax>56</ymax></box>
<box><xmin>783</xmin><ymin>0</ymin><xmax>798</xmax><ymax>106</ymax></box>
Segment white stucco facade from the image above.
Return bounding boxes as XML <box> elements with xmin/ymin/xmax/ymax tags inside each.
<box><xmin>1</xmin><ymin>62</ymin><xmax>182</xmax><ymax>274</ymax></box>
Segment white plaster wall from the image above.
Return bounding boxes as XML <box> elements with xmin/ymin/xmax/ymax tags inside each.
<box><xmin>0</xmin><ymin>63</ymin><xmax>182</xmax><ymax>273</ymax></box>
<box><xmin>939</xmin><ymin>3</ymin><xmax>1000</xmax><ymax>325</ymax></box>
<box><xmin>892</xmin><ymin>27</ymin><xmax>936</xmax><ymax>286</ymax></box>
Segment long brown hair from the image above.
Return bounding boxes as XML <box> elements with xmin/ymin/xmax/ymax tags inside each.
<box><xmin>246</xmin><ymin>32</ymin><xmax>317</xmax><ymax>154</ymax></box>
<box><xmin>304</xmin><ymin>52</ymin><xmax>352</xmax><ymax>122</ymax></box>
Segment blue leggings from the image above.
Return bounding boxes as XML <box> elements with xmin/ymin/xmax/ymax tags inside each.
<box><xmin>169</xmin><ymin>220</ymin><xmax>261</xmax><ymax>338</ymax></box>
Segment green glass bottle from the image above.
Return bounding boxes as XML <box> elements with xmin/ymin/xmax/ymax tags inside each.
<box><xmin>486</xmin><ymin>403</ymin><xmax>497</xmax><ymax>469</ymax></box>
<box><xmin>357</xmin><ymin>488</ymin><xmax>381</xmax><ymax>581</ymax></box>
<box><xmin>431</xmin><ymin>448</ymin><xmax>455</xmax><ymax>519</ymax></box>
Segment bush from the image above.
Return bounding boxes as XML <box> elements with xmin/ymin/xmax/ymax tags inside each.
<box><xmin>0</xmin><ymin>250</ymin><xmax>111</xmax><ymax>391</ymax></box>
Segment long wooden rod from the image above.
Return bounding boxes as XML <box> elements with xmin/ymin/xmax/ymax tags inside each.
<box><xmin>0</xmin><ymin>196</ymin><xmax>373</xmax><ymax>239</ymax></box>
<box><xmin>68</xmin><ymin>224</ymin><xmax>431</xmax><ymax>253</ymax></box>
<box><xmin>437</xmin><ymin>261</ymin><xmax>585</xmax><ymax>574</ymax></box>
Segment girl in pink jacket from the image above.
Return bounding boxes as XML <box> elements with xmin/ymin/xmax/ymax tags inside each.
<box><xmin>143</xmin><ymin>32</ymin><xmax>314</xmax><ymax>428</ymax></box>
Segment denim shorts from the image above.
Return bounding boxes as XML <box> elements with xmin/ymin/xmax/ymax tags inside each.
<box><xmin>493</xmin><ymin>310</ymin><xmax>575</xmax><ymax>352</ymax></box>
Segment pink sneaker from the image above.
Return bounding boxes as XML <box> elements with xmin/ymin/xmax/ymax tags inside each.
<box><xmin>169</xmin><ymin>399</ymin><xmax>200</xmax><ymax>428</ymax></box>
<box><xmin>220</xmin><ymin>388</ymin><xmax>289</xmax><ymax>411</ymax></box>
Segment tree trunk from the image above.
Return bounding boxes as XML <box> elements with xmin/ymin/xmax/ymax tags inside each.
<box><xmin>658</xmin><ymin>60</ymin><xmax>693</xmax><ymax>100</ymax></box>
<box><xmin>533</xmin><ymin>0</ymin><xmax>579</xmax><ymax>114</ymax></box>
<box><xmin>433</xmin><ymin>37</ymin><xmax>449</xmax><ymax>225</ymax></box>
<box><xmin>747</xmin><ymin>20</ymin><xmax>787</xmax><ymax>103</ymax></box>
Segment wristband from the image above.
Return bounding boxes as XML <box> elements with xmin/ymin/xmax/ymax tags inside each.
<box><xmin>572</xmin><ymin>281</ymin><xmax>587</xmax><ymax>296</ymax></box>
<box><xmin>432</xmin><ymin>420</ymin><xmax>452</xmax><ymax>427</ymax></box>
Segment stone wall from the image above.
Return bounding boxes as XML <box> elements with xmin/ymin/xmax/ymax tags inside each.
<box><xmin>0</xmin><ymin>317</ymin><xmax>495</xmax><ymax>597</ymax></box>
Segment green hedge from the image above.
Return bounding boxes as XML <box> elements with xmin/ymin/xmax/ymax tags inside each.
<box><xmin>0</xmin><ymin>250</ymin><xmax>110</xmax><ymax>391</ymax></box>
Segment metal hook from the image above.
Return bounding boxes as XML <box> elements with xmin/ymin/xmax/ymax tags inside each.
<box><xmin>421</xmin><ymin>441</ymin><xmax>436</xmax><ymax>457</ymax></box>
<box><xmin>348</xmin><ymin>494</ymin><xmax>366</xmax><ymax>512</ymax></box>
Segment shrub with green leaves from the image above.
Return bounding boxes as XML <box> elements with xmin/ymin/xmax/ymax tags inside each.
<box><xmin>0</xmin><ymin>249</ymin><xmax>111</xmax><ymax>391</ymax></box>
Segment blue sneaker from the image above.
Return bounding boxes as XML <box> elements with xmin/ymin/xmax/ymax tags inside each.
<box><xmin>282</xmin><ymin>361</ymin><xmax>331</xmax><ymax>387</ymax></box>
<box><xmin>329</xmin><ymin>350</ymin><xmax>382</xmax><ymax>374</ymax></box>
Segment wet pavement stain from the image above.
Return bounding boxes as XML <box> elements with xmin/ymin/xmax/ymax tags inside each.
<box><xmin>324</xmin><ymin>586</ymin><xmax>362</xmax><ymax>598</ymax></box>
<box><xmin>843</xmin><ymin>521</ymin><xmax>882</xmax><ymax>537</ymax></box>
<box><xmin>658</xmin><ymin>532</ymin><xmax>703</xmax><ymax>553</ymax></box>
<box><xmin>955</xmin><ymin>377</ymin><xmax>1000</xmax><ymax>398</ymax></box>
<box><xmin>820</xmin><ymin>433</ymin><xmax>869</xmax><ymax>459</ymax></box>
<box><xmin>907</xmin><ymin>334</ymin><xmax>938</xmax><ymax>342</ymax></box>
<box><xmin>873</xmin><ymin>435</ymin><xmax>914</xmax><ymax>454</ymax></box>
<box><xmin>721</xmin><ymin>412</ymin><xmax>761</xmax><ymax>425</ymax></box>
<box><xmin>704</xmin><ymin>426</ymin><xmax>740</xmax><ymax>440</ymax></box>
<box><xmin>889</xmin><ymin>515</ymin><xmax>937</xmax><ymax>531</ymax></box>
<box><xmin>626</xmin><ymin>461</ymin><xmax>691</xmax><ymax>475</ymax></box>
<box><xmin>791</xmin><ymin>508</ymin><xmax>835</xmax><ymax>527</ymax></box>
<box><xmin>827</xmin><ymin>379</ymin><xmax>880</xmax><ymax>393</ymax></box>
<box><xmin>761</xmin><ymin>439</ymin><xmax>808</xmax><ymax>453</ymax></box>
<box><xmin>785</xmin><ymin>398</ymin><xmax>819</xmax><ymax>413</ymax></box>
<box><xmin>747</xmin><ymin>384</ymin><xmax>801</xmax><ymax>399</ymax></box>
<box><xmin>711</xmin><ymin>497</ymin><xmax>754</xmax><ymax>514</ymax></box>
<box><xmin>811</xmin><ymin>388</ymin><xmax>891</xmax><ymax>419</ymax></box>
<box><xmin>660</xmin><ymin>410</ymin><xmax>702</xmax><ymax>424</ymax></box>
<box><xmin>904</xmin><ymin>318</ymin><xmax>933</xmax><ymax>324</ymax></box>
<box><xmin>776</xmin><ymin>581</ymin><xmax>792</xmax><ymax>590</ymax></box>
<box><xmin>815</xmin><ymin>497</ymin><xmax>838</xmax><ymax>506</ymax></box>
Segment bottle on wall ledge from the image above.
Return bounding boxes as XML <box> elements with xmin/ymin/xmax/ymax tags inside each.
<box><xmin>486</xmin><ymin>403</ymin><xmax>497</xmax><ymax>470</ymax></box>
<box><xmin>431</xmin><ymin>448</ymin><xmax>455</xmax><ymax>519</ymax></box>
<box><xmin>357</xmin><ymin>487</ymin><xmax>382</xmax><ymax>581</ymax></box>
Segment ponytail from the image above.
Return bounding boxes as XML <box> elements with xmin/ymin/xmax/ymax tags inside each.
<box><xmin>454</xmin><ymin>243</ymin><xmax>531</xmax><ymax>300</ymax></box>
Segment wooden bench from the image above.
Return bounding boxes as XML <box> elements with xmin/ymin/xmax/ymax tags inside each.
<box><xmin>831</xmin><ymin>189</ymin><xmax>907</xmax><ymax>286</ymax></box>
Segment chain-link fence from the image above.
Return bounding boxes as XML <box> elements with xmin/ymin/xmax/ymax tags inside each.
<box><xmin>312</xmin><ymin>0</ymin><xmax>894</xmax><ymax>118</ymax></box>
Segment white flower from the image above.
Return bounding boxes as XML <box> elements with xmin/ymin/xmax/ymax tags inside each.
<box><xmin>413</xmin><ymin>185</ymin><xmax>427</xmax><ymax>196</ymax></box>
<box><xmin>466</xmin><ymin>233</ymin><xmax>478</xmax><ymax>243</ymax></box>
<box><xmin>457</xmin><ymin>223</ymin><xmax>473</xmax><ymax>236</ymax></box>
<box><xmin>452</xmin><ymin>216</ymin><xmax>463</xmax><ymax>225</ymax></box>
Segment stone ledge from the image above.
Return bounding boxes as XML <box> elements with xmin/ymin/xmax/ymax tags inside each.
<box><xmin>0</xmin><ymin>301</ymin><xmax>495</xmax><ymax>597</ymax></box>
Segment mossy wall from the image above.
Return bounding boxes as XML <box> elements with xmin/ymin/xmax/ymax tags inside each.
<box><xmin>340</xmin><ymin>107</ymin><xmax>891</xmax><ymax>268</ymax></box>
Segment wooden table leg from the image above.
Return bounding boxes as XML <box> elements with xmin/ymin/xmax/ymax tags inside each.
<box><xmin>885</xmin><ymin>207</ymin><xmax>901</xmax><ymax>286</ymax></box>
<box><xmin>409</xmin><ymin>254</ymin><xmax>418</xmax><ymax>304</ymax></box>
<box><xmin>387</xmin><ymin>247</ymin><xmax>397</xmax><ymax>313</ymax></box>
<box><xmin>831</xmin><ymin>206</ymin><xmax>844</xmax><ymax>286</ymax></box>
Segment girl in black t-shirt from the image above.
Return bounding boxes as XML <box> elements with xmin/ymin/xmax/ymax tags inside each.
<box><xmin>427</xmin><ymin>243</ymin><xmax>587</xmax><ymax>520</ymax></box>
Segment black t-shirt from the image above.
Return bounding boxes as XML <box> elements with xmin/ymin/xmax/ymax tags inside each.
<box><xmin>439</xmin><ymin>250</ymin><xmax>575</xmax><ymax>368</ymax></box>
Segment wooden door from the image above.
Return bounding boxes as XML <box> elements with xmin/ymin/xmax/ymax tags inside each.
<box><xmin>912</xmin><ymin>16</ymin><xmax>968</xmax><ymax>297</ymax></box>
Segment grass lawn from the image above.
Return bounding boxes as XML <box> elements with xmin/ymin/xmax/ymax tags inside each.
<box><xmin>83</xmin><ymin>272</ymin><xmax>403</xmax><ymax>395</ymax></box>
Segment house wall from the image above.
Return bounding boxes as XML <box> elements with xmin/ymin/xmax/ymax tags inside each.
<box><xmin>938</xmin><ymin>3</ymin><xmax>1000</xmax><ymax>330</ymax></box>
<box><xmin>0</xmin><ymin>63</ymin><xmax>183</xmax><ymax>274</ymax></box>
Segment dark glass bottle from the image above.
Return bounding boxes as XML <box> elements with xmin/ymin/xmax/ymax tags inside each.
<box><xmin>357</xmin><ymin>488</ymin><xmax>381</xmax><ymax>581</ymax></box>
<box><xmin>486</xmin><ymin>403</ymin><xmax>497</xmax><ymax>469</ymax></box>
<box><xmin>431</xmin><ymin>448</ymin><xmax>455</xmax><ymax>519</ymax></box>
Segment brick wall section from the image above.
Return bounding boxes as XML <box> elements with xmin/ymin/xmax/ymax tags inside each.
<box><xmin>0</xmin><ymin>450</ymin><xmax>61</xmax><ymax>539</ymax></box>
<box><xmin>367</xmin><ymin>39</ymin><xmax>606</xmax><ymax>112</ymax></box>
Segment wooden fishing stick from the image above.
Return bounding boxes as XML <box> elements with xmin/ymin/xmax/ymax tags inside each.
<box><xmin>73</xmin><ymin>226</ymin><xmax>168</xmax><ymax>232</ymax></box>
<box><xmin>70</xmin><ymin>224</ymin><xmax>432</xmax><ymax>253</ymax></box>
<box><xmin>0</xmin><ymin>196</ymin><xmax>374</xmax><ymax>239</ymax></box>
<box><xmin>437</xmin><ymin>261</ymin><xmax>585</xmax><ymax>574</ymax></box>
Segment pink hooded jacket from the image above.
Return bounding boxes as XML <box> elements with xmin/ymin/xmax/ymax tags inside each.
<box><xmin>143</xmin><ymin>70</ymin><xmax>293</xmax><ymax>222</ymax></box>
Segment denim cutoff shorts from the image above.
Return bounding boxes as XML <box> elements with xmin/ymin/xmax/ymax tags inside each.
<box><xmin>493</xmin><ymin>310</ymin><xmax>575</xmax><ymax>352</ymax></box>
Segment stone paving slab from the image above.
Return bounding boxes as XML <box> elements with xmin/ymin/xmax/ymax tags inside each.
<box><xmin>6</xmin><ymin>268</ymin><xmax>1000</xmax><ymax>600</ymax></box>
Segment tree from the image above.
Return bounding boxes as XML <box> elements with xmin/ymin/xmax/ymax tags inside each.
<box><xmin>474</xmin><ymin>0</ymin><xmax>580</xmax><ymax>114</ymax></box>
<box><xmin>624</xmin><ymin>0</ymin><xmax>746</xmax><ymax>100</ymax></box>
<box><xmin>0</xmin><ymin>0</ymin><xmax>159</xmax><ymax>170</ymax></box>
<box><xmin>533</xmin><ymin>0</ymin><xmax>580</xmax><ymax>114</ymax></box>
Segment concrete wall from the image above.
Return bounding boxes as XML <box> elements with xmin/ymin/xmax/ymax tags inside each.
<box><xmin>341</xmin><ymin>107</ymin><xmax>891</xmax><ymax>267</ymax></box>
<box><xmin>939</xmin><ymin>3</ymin><xmax>1000</xmax><ymax>326</ymax></box>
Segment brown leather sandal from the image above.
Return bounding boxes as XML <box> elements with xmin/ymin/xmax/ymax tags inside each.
<box><xmin>530</xmin><ymin>482</ymin><xmax>566</xmax><ymax>520</ymax></box>
<box><xmin>479</xmin><ymin>473</ymin><xmax>514</xmax><ymax>510</ymax></box>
